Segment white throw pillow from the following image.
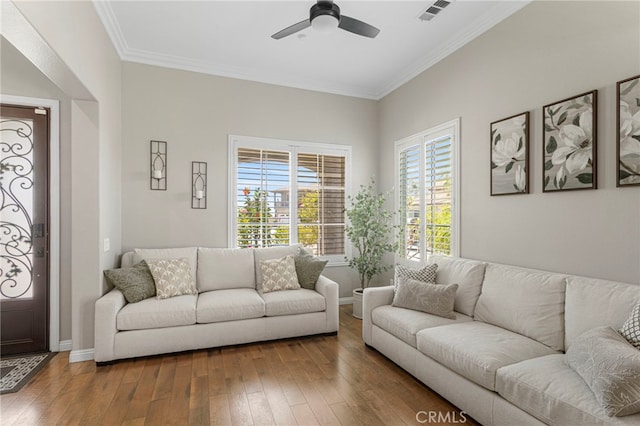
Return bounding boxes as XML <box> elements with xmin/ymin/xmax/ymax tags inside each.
<box><xmin>620</xmin><ymin>302</ymin><xmax>640</xmax><ymax>349</ymax></box>
<box><xmin>146</xmin><ymin>258</ymin><xmax>197</xmax><ymax>299</ymax></box>
<box><xmin>260</xmin><ymin>255</ymin><xmax>300</xmax><ymax>293</ymax></box>
<box><xmin>254</xmin><ymin>244</ymin><xmax>302</xmax><ymax>289</ymax></box>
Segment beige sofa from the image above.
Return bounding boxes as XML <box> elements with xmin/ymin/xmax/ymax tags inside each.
<box><xmin>363</xmin><ymin>255</ymin><xmax>640</xmax><ymax>426</ymax></box>
<box><xmin>95</xmin><ymin>245</ymin><xmax>338</xmax><ymax>363</ymax></box>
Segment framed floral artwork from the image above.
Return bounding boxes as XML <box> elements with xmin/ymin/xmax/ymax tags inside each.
<box><xmin>490</xmin><ymin>112</ymin><xmax>529</xmax><ymax>195</ymax></box>
<box><xmin>543</xmin><ymin>90</ymin><xmax>597</xmax><ymax>192</ymax></box>
<box><xmin>617</xmin><ymin>75</ymin><xmax>640</xmax><ymax>187</ymax></box>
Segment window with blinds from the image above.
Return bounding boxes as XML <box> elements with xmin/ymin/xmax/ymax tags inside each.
<box><xmin>396</xmin><ymin>119</ymin><xmax>460</xmax><ymax>261</ymax></box>
<box><xmin>230</xmin><ymin>136</ymin><xmax>350</xmax><ymax>263</ymax></box>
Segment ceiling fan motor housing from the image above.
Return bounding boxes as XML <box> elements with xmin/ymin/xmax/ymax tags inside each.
<box><xmin>311</xmin><ymin>1</ymin><xmax>341</xmax><ymax>22</ymax></box>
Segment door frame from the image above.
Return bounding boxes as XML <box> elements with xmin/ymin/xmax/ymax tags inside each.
<box><xmin>1</xmin><ymin>94</ymin><xmax>60</xmax><ymax>352</ymax></box>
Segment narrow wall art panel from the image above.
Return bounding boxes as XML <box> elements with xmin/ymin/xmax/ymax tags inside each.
<box><xmin>543</xmin><ymin>90</ymin><xmax>597</xmax><ymax>192</ymax></box>
<box><xmin>617</xmin><ymin>75</ymin><xmax>640</xmax><ymax>187</ymax></box>
<box><xmin>490</xmin><ymin>112</ymin><xmax>529</xmax><ymax>195</ymax></box>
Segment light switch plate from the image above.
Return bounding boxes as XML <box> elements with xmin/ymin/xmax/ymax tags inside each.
<box><xmin>103</xmin><ymin>238</ymin><xmax>110</xmax><ymax>252</ymax></box>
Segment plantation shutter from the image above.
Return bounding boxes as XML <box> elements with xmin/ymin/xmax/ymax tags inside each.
<box><xmin>296</xmin><ymin>153</ymin><xmax>346</xmax><ymax>256</ymax></box>
<box><xmin>399</xmin><ymin>144</ymin><xmax>422</xmax><ymax>261</ymax></box>
<box><xmin>236</xmin><ymin>148</ymin><xmax>290</xmax><ymax>248</ymax></box>
<box><xmin>425</xmin><ymin>136</ymin><xmax>452</xmax><ymax>255</ymax></box>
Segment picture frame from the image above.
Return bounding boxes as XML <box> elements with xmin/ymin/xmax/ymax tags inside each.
<box><xmin>490</xmin><ymin>111</ymin><xmax>529</xmax><ymax>195</ymax></box>
<box><xmin>543</xmin><ymin>90</ymin><xmax>597</xmax><ymax>192</ymax></box>
<box><xmin>617</xmin><ymin>74</ymin><xmax>640</xmax><ymax>187</ymax></box>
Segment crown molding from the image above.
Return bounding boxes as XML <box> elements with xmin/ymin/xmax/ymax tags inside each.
<box><xmin>94</xmin><ymin>0</ymin><xmax>531</xmax><ymax>101</ymax></box>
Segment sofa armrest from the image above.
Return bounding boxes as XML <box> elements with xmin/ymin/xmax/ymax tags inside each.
<box><xmin>94</xmin><ymin>288</ymin><xmax>126</xmax><ymax>362</ymax></box>
<box><xmin>316</xmin><ymin>275</ymin><xmax>339</xmax><ymax>333</ymax></box>
<box><xmin>362</xmin><ymin>285</ymin><xmax>395</xmax><ymax>345</ymax></box>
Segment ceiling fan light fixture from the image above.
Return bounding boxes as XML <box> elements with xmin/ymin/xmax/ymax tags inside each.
<box><xmin>311</xmin><ymin>14</ymin><xmax>339</xmax><ymax>32</ymax></box>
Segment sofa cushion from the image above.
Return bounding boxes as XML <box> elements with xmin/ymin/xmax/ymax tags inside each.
<box><xmin>416</xmin><ymin>321</ymin><xmax>558</xmax><ymax>391</ymax></box>
<box><xmin>133</xmin><ymin>247</ymin><xmax>198</xmax><ymax>283</ymax></box>
<box><xmin>473</xmin><ymin>263</ymin><xmax>566</xmax><ymax>351</ymax></box>
<box><xmin>372</xmin><ymin>305</ymin><xmax>472</xmax><ymax>348</ymax></box>
<box><xmin>566</xmin><ymin>326</ymin><xmax>640</xmax><ymax>417</ymax></box>
<box><xmin>429</xmin><ymin>255</ymin><xmax>486</xmax><ymax>316</ymax></box>
<box><xmin>146</xmin><ymin>258</ymin><xmax>198</xmax><ymax>299</ymax></box>
<box><xmin>496</xmin><ymin>354</ymin><xmax>640</xmax><ymax>425</ymax></box>
<box><xmin>103</xmin><ymin>261</ymin><xmax>156</xmax><ymax>303</ymax></box>
<box><xmin>117</xmin><ymin>294</ymin><xmax>197</xmax><ymax>330</ymax></box>
<box><xmin>254</xmin><ymin>244</ymin><xmax>302</xmax><ymax>289</ymax></box>
<box><xmin>392</xmin><ymin>276</ymin><xmax>458</xmax><ymax>319</ymax></box>
<box><xmin>565</xmin><ymin>276</ymin><xmax>640</xmax><ymax>350</ymax></box>
<box><xmin>196</xmin><ymin>247</ymin><xmax>255</xmax><ymax>292</ymax></box>
<box><xmin>260</xmin><ymin>255</ymin><xmax>300</xmax><ymax>293</ymax></box>
<box><xmin>196</xmin><ymin>289</ymin><xmax>265</xmax><ymax>323</ymax></box>
<box><xmin>261</xmin><ymin>288</ymin><xmax>325</xmax><ymax>316</ymax></box>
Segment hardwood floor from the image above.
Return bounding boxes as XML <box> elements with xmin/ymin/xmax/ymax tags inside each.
<box><xmin>0</xmin><ymin>306</ymin><xmax>476</xmax><ymax>425</ymax></box>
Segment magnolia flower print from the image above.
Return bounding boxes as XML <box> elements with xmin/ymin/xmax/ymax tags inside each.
<box><xmin>544</xmin><ymin>93</ymin><xmax>595</xmax><ymax>190</ymax></box>
<box><xmin>491</xmin><ymin>113</ymin><xmax>528</xmax><ymax>194</ymax></box>
<box><xmin>617</xmin><ymin>77</ymin><xmax>640</xmax><ymax>185</ymax></box>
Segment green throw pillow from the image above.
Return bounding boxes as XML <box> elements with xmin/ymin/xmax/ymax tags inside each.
<box><xmin>103</xmin><ymin>261</ymin><xmax>156</xmax><ymax>303</ymax></box>
<box><xmin>294</xmin><ymin>253</ymin><xmax>328</xmax><ymax>290</ymax></box>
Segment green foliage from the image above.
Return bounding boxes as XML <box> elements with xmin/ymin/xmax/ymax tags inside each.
<box><xmin>238</xmin><ymin>187</ymin><xmax>275</xmax><ymax>247</ymax></box>
<box><xmin>298</xmin><ymin>191</ymin><xmax>319</xmax><ymax>247</ymax></box>
<box><xmin>344</xmin><ymin>178</ymin><xmax>400</xmax><ymax>289</ymax></box>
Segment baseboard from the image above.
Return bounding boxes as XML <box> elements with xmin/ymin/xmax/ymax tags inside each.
<box><xmin>69</xmin><ymin>348</ymin><xmax>95</xmax><ymax>363</ymax></box>
<box><xmin>339</xmin><ymin>297</ymin><xmax>354</xmax><ymax>305</ymax></box>
<box><xmin>58</xmin><ymin>340</ymin><xmax>72</xmax><ymax>352</ymax></box>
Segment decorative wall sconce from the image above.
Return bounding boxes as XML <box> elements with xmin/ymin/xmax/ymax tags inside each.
<box><xmin>192</xmin><ymin>161</ymin><xmax>207</xmax><ymax>209</ymax></box>
<box><xmin>150</xmin><ymin>140</ymin><xmax>167</xmax><ymax>190</ymax></box>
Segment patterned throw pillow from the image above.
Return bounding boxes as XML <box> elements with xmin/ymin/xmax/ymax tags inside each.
<box><xmin>567</xmin><ymin>326</ymin><xmax>640</xmax><ymax>417</ymax></box>
<box><xmin>146</xmin><ymin>258</ymin><xmax>197</xmax><ymax>299</ymax></box>
<box><xmin>103</xmin><ymin>261</ymin><xmax>156</xmax><ymax>303</ymax></box>
<box><xmin>620</xmin><ymin>302</ymin><xmax>640</xmax><ymax>349</ymax></box>
<box><xmin>260</xmin><ymin>255</ymin><xmax>300</xmax><ymax>293</ymax></box>
<box><xmin>294</xmin><ymin>253</ymin><xmax>328</xmax><ymax>290</ymax></box>
<box><xmin>392</xmin><ymin>276</ymin><xmax>458</xmax><ymax>319</ymax></box>
<box><xmin>394</xmin><ymin>263</ymin><xmax>438</xmax><ymax>287</ymax></box>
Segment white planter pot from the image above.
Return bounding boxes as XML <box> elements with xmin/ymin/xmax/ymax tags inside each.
<box><xmin>352</xmin><ymin>288</ymin><xmax>363</xmax><ymax>319</ymax></box>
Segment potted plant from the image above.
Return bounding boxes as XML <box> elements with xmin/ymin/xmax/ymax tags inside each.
<box><xmin>345</xmin><ymin>178</ymin><xmax>399</xmax><ymax>319</ymax></box>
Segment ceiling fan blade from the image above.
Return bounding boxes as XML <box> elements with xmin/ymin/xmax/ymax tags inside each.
<box><xmin>338</xmin><ymin>15</ymin><xmax>380</xmax><ymax>38</ymax></box>
<box><xmin>271</xmin><ymin>19</ymin><xmax>312</xmax><ymax>39</ymax></box>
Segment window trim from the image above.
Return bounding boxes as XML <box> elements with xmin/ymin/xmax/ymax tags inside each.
<box><xmin>394</xmin><ymin>118</ymin><xmax>461</xmax><ymax>264</ymax></box>
<box><xmin>228</xmin><ymin>135</ymin><xmax>352</xmax><ymax>266</ymax></box>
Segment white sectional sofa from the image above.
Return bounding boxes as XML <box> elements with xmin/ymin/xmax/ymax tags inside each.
<box><xmin>95</xmin><ymin>245</ymin><xmax>338</xmax><ymax>363</ymax></box>
<box><xmin>363</xmin><ymin>255</ymin><xmax>640</xmax><ymax>426</ymax></box>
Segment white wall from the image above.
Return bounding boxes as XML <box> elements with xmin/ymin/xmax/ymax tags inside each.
<box><xmin>379</xmin><ymin>1</ymin><xmax>640</xmax><ymax>284</ymax></box>
<box><xmin>7</xmin><ymin>0</ymin><xmax>122</xmax><ymax>352</ymax></box>
<box><xmin>121</xmin><ymin>62</ymin><xmax>379</xmax><ymax>297</ymax></box>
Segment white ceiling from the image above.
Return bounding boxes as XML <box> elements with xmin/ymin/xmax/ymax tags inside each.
<box><xmin>94</xmin><ymin>0</ymin><xmax>531</xmax><ymax>100</ymax></box>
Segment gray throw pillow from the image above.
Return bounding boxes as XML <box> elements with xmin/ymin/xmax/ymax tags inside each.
<box><xmin>566</xmin><ymin>326</ymin><xmax>640</xmax><ymax>417</ymax></box>
<box><xmin>103</xmin><ymin>261</ymin><xmax>156</xmax><ymax>303</ymax></box>
<box><xmin>620</xmin><ymin>302</ymin><xmax>640</xmax><ymax>349</ymax></box>
<box><xmin>392</xmin><ymin>276</ymin><xmax>458</xmax><ymax>319</ymax></box>
<box><xmin>395</xmin><ymin>263</ymin><xmax>438</xmax><ymax>287</ymax></box>
<box><xmin>294</xmin><ymin>253</ymin><xmax>328</xmax><ymax>289</ymax></box>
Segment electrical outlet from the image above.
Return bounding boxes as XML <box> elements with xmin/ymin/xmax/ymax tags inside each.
<box><xmin>103</xmin><ymin>238</ymin><xmax>110</xmax><ymax>252</ymax></box>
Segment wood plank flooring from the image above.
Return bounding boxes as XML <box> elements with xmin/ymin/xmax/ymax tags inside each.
<box><xmin>0</xmin><ymin>305</ymin><xmax>476</xmax><ymax>425</ymax></box>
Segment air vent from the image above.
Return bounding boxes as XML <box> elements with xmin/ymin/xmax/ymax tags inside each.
<box><xmin>418</xmin><ymin>0</ymin><xmax>453</xmax><ymax>22</ymax></box>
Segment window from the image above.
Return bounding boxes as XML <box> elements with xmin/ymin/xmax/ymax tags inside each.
<box><xmin>229</xmin><ymin>135</ymin><xmax>351</xmax><ymax>264</ymax></box>
<box><xmin>395</xmin><ymin>119</ymin><xmax>460</xmax><ymax>263</ymax></box>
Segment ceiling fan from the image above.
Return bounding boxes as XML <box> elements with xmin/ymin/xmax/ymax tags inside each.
<box><xmin>271</xmin><ymin>0</ymin><xmax>380</xmax><ymax>40</ymax></box>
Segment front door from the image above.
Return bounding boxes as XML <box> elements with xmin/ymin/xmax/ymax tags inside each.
<box><xmin>0</xmin><ymin>104</ymin><xmax>50</xmax><ymax>355</ymax></box>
